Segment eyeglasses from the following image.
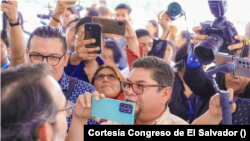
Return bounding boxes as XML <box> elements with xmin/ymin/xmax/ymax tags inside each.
<box><xmin>95</xmin><ymin>74</ymin><xmax>118</xmax><ymax>81</ymax></box>
<box><xmin>120</xmin><ymin>81</ymin><xmax>167</xmax><ymax>95</ymax></box>
<box><xmin>28</xmin><ymin>52</ymin><xmax>66</xmax><ymax>66</ymax></box>
<box><xmin>58</xmin><ymin>100</ymin><xmax>75</xmax><ymax>118</ymax></box>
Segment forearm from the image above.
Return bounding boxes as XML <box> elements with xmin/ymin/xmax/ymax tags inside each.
<box><xmin>9</xmin><ymin>25</ymin><xmax>27</xmax><ymax>67</ymax></box>
<box><xmin>66</xmin><ymin>115</ymin><xmax>87</xmax><ymax>141</ymax></box>
<box><xmin>191</xmin><ymin>111</ymin><xmax>222</xmax><ymax>125</ymax></box>
<box><xmin>126</xmin><ymin>36</ymin><xmax>140</xmax><ymax>58</ymax></box>
<box><xmin>69</xmin><ymin>52</ymin><xmax>82</xmax><ymax>66</ymax></box>
<box><xmin>49</xmin><ymin>13</ymin><xmax>61</xmax><ymax>28</ymax></box>
<box><xmin>159</xmin><ymin>30</ymin><xmax>169</xmax><ymax>40</ymax></box>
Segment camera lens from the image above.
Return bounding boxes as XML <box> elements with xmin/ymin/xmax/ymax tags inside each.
<box><xmin>194</xmin><ymin>34</ymin><xmax>223</xmax><ymax>65</ymax></box>
<box><xmin>118</xmin><ymin>22</ymin><xmax>124</xmax><ymax>26</ymax></box>
<box><xmin>168</xmin><ymin>2</ymin><xmax>182</xmax><ymax>16</ymax></box>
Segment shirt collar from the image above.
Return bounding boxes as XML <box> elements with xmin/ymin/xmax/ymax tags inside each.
<box><xmin>81</xmin><ymin>56</ymin><xmax>104</xmax><ymax>68</ymax></box>
<box><xmin>150</xmin><ymin>107</ymin><xmax>171</xmax><ymax>125</ymax></box>
<box><xmin>1</xmin><ymin>60</ymin><xmax>10</xmax><ymax>68</ymax></box>
<box><xmin>58</xmin><ymin>72</ymin><xmax>70</xmax><ymax>90</ymax></box>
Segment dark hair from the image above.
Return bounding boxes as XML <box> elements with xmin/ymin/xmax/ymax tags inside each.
<box><xmin>27</xmin><ymin>25</ymin><xmax>67</xmax><ymax>54</ymax></box>
<box><xmin>92</xmin><ymin>65</ymin><xmax>125</xmax><ymax>86</ymax></box>
<box><xmin>67</xmin><ymin>7</ymin><xmax>78</xmax><ymax>15</ymax></box>
<box><xmin>1</xmin><ymin>30</ymin><xmax>9</xmax><ymax>48</ymax></box>
<box><xmin>104</xmin><ymin>40</ymin><xmax>122</xmax><ymax>64</ymax></box>
<box><xmin>166</xmin><ymin>39</ymin><xmax>176</xmax><ymax>60</ymax></box>
<box><xmin>131</xmin><ymin>56</ymin><xmax>174</xmax><ymax>105</ymax></box>
<box><xmin>115</xmin><ymin>4</ymin><xmax>132</xmax><ymax>15</ymax></box>
<box><xmin>148</xmin><ymin>20</ymin><xmax>159</xmax><ymax>38</ymax></box>
<box><xmin>86</xmin><ymin>8</ymin><xmax>99</xmax><ymax>17</ymax></box>
<box><xmin>65</xmin><ymin>18</ymin><xmax>79</xmax><ymax>31</ymax></box>
<box><xmin>1</xmin><ymin>63</ymin><xmax>57</xmax><ymax>141</ymax></box>
<box><xmin>135</xmin><ymin>29</ymin><xmax>151</xmax><ymax>39</ymax></box>
<box><xmin>74</xmin><ymin>17</ymin><xmax>92</xmax><ymax>35</ymax></box>
<box><xmin>98</xmin><ymin>6</ymin><xmax>109</xmax><ymax>16</ymax></box>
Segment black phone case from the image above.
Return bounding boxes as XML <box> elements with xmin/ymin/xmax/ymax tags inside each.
<box><xmin>92</xmin><ymin>16</ymin><xmax>126</xmax><ymax>35</ymax></box>
<box><xmin>84</xmin><ymin>23</ymin><xmax>102</xmax><ymax>54</ymax></box>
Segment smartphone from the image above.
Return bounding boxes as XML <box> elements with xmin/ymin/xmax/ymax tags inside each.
<box><xmin>84</xmin><ymin>23</ymin><xmax>102</xmax><ymax>54</ymax></box>
<box><xmin>92</xmin><ymin>16</ymin><xmax>126</xmax><ymax>35</ymax></box>
<box><xmin>214</xmin><ymin>53</ymin><xmax>250</xmax><ymax>78</ymax></box>
<box><xmin>91</xmin><ymin>97</ymin><xmax>135</xmax><ymax>124</ymax></box>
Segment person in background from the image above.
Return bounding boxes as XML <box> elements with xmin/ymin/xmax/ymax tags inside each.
<box><xmin>87</xmin><ymin>65</ymin><xmax>126</xmax><ymax>125</ymax></box>
<box><xmin>97</xmin><ymin>5</ymin><xmax>111</xmax><ymax>18</ymax></box>
<box><xmin>85</xmin><ymin>8</ymin><xmax>99</xmax><ymax>18</ymax></box>
<box><xmin>60</xmin><ymin>7</ymin><xmax>78</xmax><ymax>33</ymax></box>
<box><xmin>113</xmin><ymin>3</ymin><xmax>133</xmax><ymax>67</ymax></box>
<box><xmin>175</xmin><ymin>30</ymin><xmax>191</xmax><ymax>51</ymax></box>
<box><xmin>101</xmin><ymin>40</ymin><xmax>125</xmax><ymax>70</ymax></box>
<box><xmin>167</xmin><ymin>25</ymin><xmax>178</xmax><ymax>42</ymax></box>
<box><xmin>164</xmin><ymin>39</ymin><xmax>176</xmax><ymax>68</ymax></box>
<box><xmin>135</xmin><ymin>29</ymin><xmax>153</xmax><ymax>57</ymax></box>
<box><xmin>168</xmin><ymin>45</ymin><xmax>207</xmax><ymax>123</ymax></box>
<box><xmin>146</xmin><ymin>20</ymin><xmax>159</xmax><ymax>39</ymax></box>
<box><xmin>65</xmin><ymin>18</ymin><xmax>79</xmax><ymax>53</ymax></box>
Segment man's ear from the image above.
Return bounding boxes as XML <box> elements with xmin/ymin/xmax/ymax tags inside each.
<box><xmin>102</xmin><ymin>40</ymin><xmax>106</xmax><ymax>48</ymax></box>
<box><xmin>64</xmin><ymin>52</ymin><xmax>70</xmax><ymax>67</ymax></box>
<box><xmin>161</xmin><ymin>87</ymin><xmax>172</xmax><ymax>105</ymax></box>
<box><xmin>37</xmin><ymin>122</ymin><xmax>54</xmax><ymax>141</ymax></box>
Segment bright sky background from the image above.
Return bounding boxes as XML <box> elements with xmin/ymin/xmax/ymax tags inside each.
<box><xmin>5</xmin><ymin>0</ymin><xmax>250</xmax><ymax>36</ymax></box>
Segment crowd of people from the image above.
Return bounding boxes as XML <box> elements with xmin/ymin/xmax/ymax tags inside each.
<box><xmin>1</xmin><ymin>0</ymin><xmax>250</xmax><ymax>141</ymax></box>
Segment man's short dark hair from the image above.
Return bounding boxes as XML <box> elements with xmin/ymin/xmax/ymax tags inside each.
<box><xmin>27</xmin><ymin>25</ymin><xmax>67</xmax><ymax>54</ymax></box>
<box><xmin>1</xmin><ymin>30</ymin><xmax>9</xmax><ymax>48</ymax></box>
<box><xmin>98</xmin><ymin>6</ymin><xmax>109</xmax><ymax>16</ymax></box>
<box><xmin>131</xmin><ymin>56</ymin><xmax>175</xmax><ymax>105</ymax></box>
<box><xmin>104</xmin><ymin>39</ymin><xmax>122</xmax><ymax>64</ymax></box>
<box><xmin>74</xmin><ymin>17</ymin><xmax>92</xmax><ymax>35</ymax></box>
<box><xmin>66</xmin><ymin>18</ymin><xmax>79</xmax><ymax>31</ymax></box>
<box><xmin>1</xmin><ymin>63</ymin><xmax>57</xmax><ymax>141</ymax></box>
<box><xmin>115</xmin><ymin>4</ymin><xmax>132</xmax><ymax>15</ymax></box>
<box><xmin>135</xmin><ymin>29</ymin><xmax>151</xmax><ymax>39</ymax></box>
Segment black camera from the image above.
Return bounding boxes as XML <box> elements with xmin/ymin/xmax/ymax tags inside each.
<box><xmin>194</xmin><ymin>0</ymin><xmax>239</xmax><ymax>65</ymax></box>
<box><xmin>165</xmin><ymin>2</ymin><xmax>184</xmax><ymax>21</ymax></box>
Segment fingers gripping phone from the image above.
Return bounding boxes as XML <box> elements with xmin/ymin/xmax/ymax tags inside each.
<box><xmin>92</xmin><ymin>16</ymin><xmax>126</xmax><ymax>35</ymax></box>
<box><xmin>91</xmin><ymin>97</ymin><xmax>135</xmax><ymax>124</ymax></box>
<box><xmin>84</xmin><ymin>23</ymin><xmax>102</xmax><ymax>54</ymax></box>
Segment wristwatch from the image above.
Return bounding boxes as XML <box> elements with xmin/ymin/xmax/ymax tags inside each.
<box><xmin>9</xmin><ymin>17</ymin><xmax>20</xmax><ymax>27</ymax></box>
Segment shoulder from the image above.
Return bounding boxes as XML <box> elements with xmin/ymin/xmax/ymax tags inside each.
<box><xmin>74</xmin><ymin>79</ymin><xmax>96</xmax><ymax>92</ymax></box>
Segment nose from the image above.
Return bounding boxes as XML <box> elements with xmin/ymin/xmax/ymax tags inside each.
<box><xmin>103</xmin><ymin>75</ymin><xmax>109</xmax><ymax>82</ymax></box>
<box><xmin>42</xmin><ymin>57</ymin><xmax>47</xmax><ymax>64</ymax></box>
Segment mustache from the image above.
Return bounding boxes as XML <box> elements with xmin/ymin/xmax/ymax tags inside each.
<box><xmin>124</xmin><ymin>96</ymin><xmax>141</xmax><ymax>106</ymax></box>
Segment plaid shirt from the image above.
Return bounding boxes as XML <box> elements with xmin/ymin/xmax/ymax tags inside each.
<box><xmin>101</xmin><ymin>107</ymin><xmax>189</xmax><ymax>125</ymax></box>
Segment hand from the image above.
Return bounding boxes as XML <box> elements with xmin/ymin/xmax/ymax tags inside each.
<box><xmin>73</xmin><ymin>91</ymin><xmax>105</xmax><ymax>122</ymax></box>
<box><xmin>116</xmin><ymin>17</ymin><xmax>137</xmax><ymax>39</ymax></box>
<box><xmin>158</xmin><ymin>11</ymin><xmax>172</xmax><ymax>33</ymax></box>
<box><xmin>228</xmin><ymin>35</ymin><xmax>245</xmax><ymax>57</ymax></box>
<box><xmin>72</xmin><ymin>28</ymin><xmax>100</xmax><ymax>61</ymax></box>
<box><xmin>1</xmin><ymin>0</ymin><xmax>18</xmax><ymax>24</ymax></box>
<box><xmin>209</xmin><ymin>88</ymin><xmax>236</xmax><ymax>117</ymax></box>
<box><xmin>192</xmin><ymin>26</ymin><xmax>208</xmax><ymax>46</ymax></box>
<box><xmin>53</xmin><ymin>0</ymin><xmax>77</xmax><ymax>17</ymax></box>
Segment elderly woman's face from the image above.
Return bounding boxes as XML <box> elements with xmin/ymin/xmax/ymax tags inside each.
<box><xmin>94</xmin><ymin>68</ymin><xmax>121</xmax><ymax>99</ymax></box>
